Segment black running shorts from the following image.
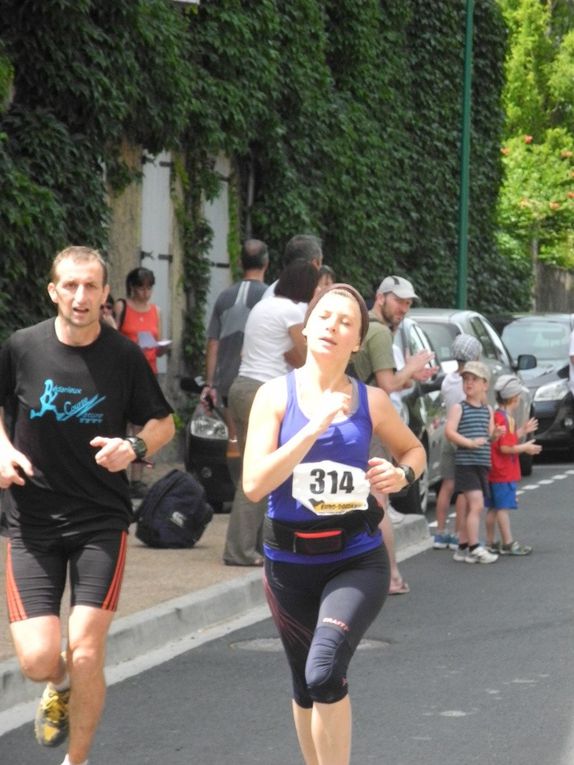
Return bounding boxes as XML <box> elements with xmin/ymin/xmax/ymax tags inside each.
<box><xmin>5</xmin><ymin>529</ymin><xmax>128</xmax><ymax>622</ymax></box>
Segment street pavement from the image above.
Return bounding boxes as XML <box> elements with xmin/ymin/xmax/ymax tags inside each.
<box><xmin>1</xmin><ymin>460</ymin><xmax>573</xmax><ymax>764</ymax></box>
<box><xmin>0</xmin><ymin>460</ymin><xmax>430</xmax><ymax>714</ymax></box>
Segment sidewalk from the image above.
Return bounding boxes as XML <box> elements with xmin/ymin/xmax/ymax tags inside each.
<box><xmin>0</xmin><ymin>461</ymin><xmax>431</xmax><ymax>712</ymax></box>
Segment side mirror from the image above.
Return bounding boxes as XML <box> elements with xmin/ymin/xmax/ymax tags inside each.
<box><xmin>516</xmin><ymin>354</ymin><xmax>537</xmax><ymax>371</ymax></box>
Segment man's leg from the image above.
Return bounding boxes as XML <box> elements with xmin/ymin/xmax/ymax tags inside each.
<box><xmin>65</xmin><ymin>605</ymin><xmax>115</xmax><ymax>765</ymax></box>
<box><xmin>224</xmin><ymin>376</ymin><xmax>266</xmax><ymax>565</ymax></box>
<box><xmin>10</xmin><ymin>615</ymin><xmax>64</xmax><ymax>684</ymax></box>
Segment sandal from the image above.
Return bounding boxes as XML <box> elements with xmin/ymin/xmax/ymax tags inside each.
<box><xmin>388</xmin><ymin>578</ymin><xmax>410</xmax><ymax>595</ymax></box>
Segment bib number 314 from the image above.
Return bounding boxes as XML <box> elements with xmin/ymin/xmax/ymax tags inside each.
<box><xmin>292</xmin><ymin>460</ymin><xmax>370</xmax><ymax>515</ymax></box>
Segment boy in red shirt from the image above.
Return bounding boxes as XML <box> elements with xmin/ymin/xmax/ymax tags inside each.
<box><xmin>486</xmin><ymin>375</ymin><xmax>541</xmax><ymax>555</ymax></box>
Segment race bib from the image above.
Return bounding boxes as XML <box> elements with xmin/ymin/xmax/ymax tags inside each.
<box><xmin>292</xmin><ymin>460</ymin><xmax>370</xmax><ymax>515</ymax></box>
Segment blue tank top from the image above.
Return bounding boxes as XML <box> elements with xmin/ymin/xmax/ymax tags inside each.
<box><xmin>265</xmin><ymin>371</ymin><xmax>383</xmax><ymax>564</ymax></box>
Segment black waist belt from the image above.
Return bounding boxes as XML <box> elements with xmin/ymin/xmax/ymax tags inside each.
<box><xmin>264</xmin><ymin>500</ymin><xmax>383</xmax><ymax>556</ymax></box>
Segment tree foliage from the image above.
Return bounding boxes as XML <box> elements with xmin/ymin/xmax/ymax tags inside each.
<box><xmin>497</xmin><ymin>0</ymin><xmax>574</xmax><ymax>273</ymax></box>
<box><xmin>1</xmin><ymin>0</ymin><xmax>521</xmax><ymax>351</ymax></box>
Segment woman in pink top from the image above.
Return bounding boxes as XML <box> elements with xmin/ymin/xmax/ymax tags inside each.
<box><xmin>115</xmin><ymin>267</ymin><xmax>162</xmax><ymax>374</ymax></box>
<box><xmin>115</xmin><ymin>267</ymin><xmax>166</xmax><ymax>497</ymax></box>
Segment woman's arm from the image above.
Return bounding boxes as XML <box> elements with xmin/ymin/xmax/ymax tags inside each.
<box><xmin>242</xmin><ymin>377</ymin><xmax>351</xmax><ymax>501</ymax></box>
<box><xmin>365</xmin><ymin>387</ymin><xmax>426</xmax><ymax>495</ymax></box>
<box><xmin>284</xmin><ymin>323</ymin><xmax>306</xmax><ymax>368</ymax></box>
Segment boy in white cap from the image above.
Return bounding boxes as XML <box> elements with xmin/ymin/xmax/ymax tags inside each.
<box><xmin>486</xmin><ymin>374</ymin><xmax>541</xmax><ymax>555</ymax></box>
<box><xmin>445</xmin><ymin>361</ymin><xmax>502</xmax><ymax>563</ymax></box>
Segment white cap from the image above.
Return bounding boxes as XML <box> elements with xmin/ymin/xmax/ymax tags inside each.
<box><xmin>377</xmin><ymin>275</ymin><xmax>419</xmax><ymax>300</ymax></box>
<box><xmin>494</xmin><ymin>374</ymin><xmax>527</xmax><ymax>399</ymax></box>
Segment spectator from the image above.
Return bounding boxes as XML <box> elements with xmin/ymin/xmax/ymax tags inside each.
<box><xmin>433</xmin><ymin>334</ymin><xmax>482</xmax><ymax>550</ymax></box>
<box><xmin>350</xmin><ymin>275</ymin><xmax>437</xmax><ymax>594</ymax></box>
<box><xmin>223</xmin><ymin>260</ymin><xmax>319</xmax><ymax>566</ymax></box>
<box><xmin>445</xmin><ymin>361</ymin><xmax>500</xmax><ymax>564</ymax></box>
<box><xmin>486</xmin><ymin>374</ymin><xmax>541</xmax><ymax>555</ymax></box>
<box><xmin>201</xmin><ymin>239</ymin><xmax>269</xmax><ymax>438</ymax></box>
<box><xmin>263</xmin><ymin>234</ymin><xmax>323</xmax><ymax>299</ymax></box>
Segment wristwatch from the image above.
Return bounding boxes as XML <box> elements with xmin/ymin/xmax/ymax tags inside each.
<box><xmin>397</xmin><ymin>464</ymin><xmax>416</xmax><ymax>487</ymax></box>
<box><xmin>125</xmin><ymin>436</ymin><xmax>148</xmax><ymax>461</ymax></box>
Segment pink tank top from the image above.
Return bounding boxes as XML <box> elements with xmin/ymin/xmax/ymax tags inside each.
<box><xmin>120</xmin><ymin>302</ymin><xmax>159</xmax><ymax>373</ymax></box>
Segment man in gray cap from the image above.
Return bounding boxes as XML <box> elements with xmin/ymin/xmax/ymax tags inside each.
<box><xmin>350</xmin><ymin>274</ymin><xmax>437</xmax><ymax>594</ymax></box>
<box><xmin>352</xmin><ymin>275</ymin><xmax>435</xmax><ymax>391</ymax></box>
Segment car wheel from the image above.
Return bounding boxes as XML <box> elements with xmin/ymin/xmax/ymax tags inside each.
<box><xmin>519</xmin><ymin>452</ymin><xmax>533</xmax><ymax>477</ymax></box>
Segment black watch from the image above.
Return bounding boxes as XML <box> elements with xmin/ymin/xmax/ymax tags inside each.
<box><xmin>398</xmin><ymin>464</ymin><xmax>416</xmax><ymax>486</ymax></box>
<box><xmin>125</xmin><ymin>436</ymin><xmax>148</xmax><ymax>460</ymax></box>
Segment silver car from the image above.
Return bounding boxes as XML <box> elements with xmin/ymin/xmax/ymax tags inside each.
<box><xmin>409</xmin><ymin>307</ymin><xmax>536</xmax><ymax>474</ymax></box>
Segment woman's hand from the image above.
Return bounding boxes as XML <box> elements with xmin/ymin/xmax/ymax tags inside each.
<box><xmin>307</xmin><ymin>390</ymin><xmax>350</xmax><ymax>437</ymax></box>
<box><xmin>366</xmin><ymin>457</ymin><xmax>407</xmax><ymax>495</ymax></box>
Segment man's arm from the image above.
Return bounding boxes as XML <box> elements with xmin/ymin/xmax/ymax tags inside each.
<box><xmin>91</xmin><ymin>414</ymin><xmax>175</xmax><ymax>473</ymax></box>
<box><xmin>0</xmin><ymin>408</ymin><xmax>34</xmax><ymax>488</ymax></box>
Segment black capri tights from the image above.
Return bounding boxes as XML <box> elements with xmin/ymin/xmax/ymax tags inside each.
<box><xmin>264</xmin><ymin>545</ymin><xmax>390</xmax><ymax>708</ymax></box>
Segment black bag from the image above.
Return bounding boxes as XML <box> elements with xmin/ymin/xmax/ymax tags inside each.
<box><xmin>134</xmin><ymin>469</ymin><xmax>213</xmax><ymax>548</ymax></box>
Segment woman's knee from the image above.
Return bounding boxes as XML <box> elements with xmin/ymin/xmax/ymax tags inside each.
<box><xmin>305</xmin><ymin>626</ymin><xmax>351</xmax><ymax>705</ymax></box>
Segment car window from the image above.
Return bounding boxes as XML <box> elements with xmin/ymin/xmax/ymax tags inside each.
<box><xmin>482</xmin><ymin>318</ymin><xmax>512</xmax><ymax>366</ymax></box>
<box><xmin>468</xmin><ymin>317</ymin><xmax>497</xmax><ymax>359</ymax></box>
<box><xmin>502</xmin><ymin>320</ymin><xmax>571</xmax><ymax>362</ymax></box>
<box><xmin>416</xmin><ymin>321</ymin><xmax>457</xmax><ymax>362</ymax></box>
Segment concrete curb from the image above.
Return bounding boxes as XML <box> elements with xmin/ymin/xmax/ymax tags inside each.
<box><xmin>0</xmin><ymin>514</ymin><xmax>429</xmax><ymax>713</ymax></box>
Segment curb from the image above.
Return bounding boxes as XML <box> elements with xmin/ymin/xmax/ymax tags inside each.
<box><xmin>0</xmin><ymin>514</ymin><xmax>429</xmax><ymax>713</ymax></box>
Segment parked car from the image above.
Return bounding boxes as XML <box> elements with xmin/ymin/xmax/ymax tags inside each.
<box><xmin>409</xmin><ymin>307</ymin><xmax>537</xmax><ymax>474</ymax></box>
<box><xmin>489</xmin><ymin>313</ymin><xmax>574</xmax><ymax>452</ymax></box>
<box><xmin>390</xmin><ymin>316</ymin><xmax>448</xmax><ymax>514</ymax></box>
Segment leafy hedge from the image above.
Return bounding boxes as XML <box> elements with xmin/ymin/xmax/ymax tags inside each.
<box><xmin>0</xmin><ymin>0</ymin><xmax>525</xmax><ymax>351</ymax></box>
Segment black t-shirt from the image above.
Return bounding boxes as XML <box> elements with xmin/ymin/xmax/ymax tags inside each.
<box><xmin>0</xmin><ymin>319</ymin><xmax>173</xmax><ymax>539</ymax></box>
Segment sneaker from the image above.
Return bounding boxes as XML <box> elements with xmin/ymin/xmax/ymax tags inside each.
<box><xmin>500</xmin><ymin>540</ymin><xmax>532</xmax><ymax>556</ymax></box>
<box><xmin>34</xmin><ymin>684</ymin><xmax>71</xmax><ymax>747</ymax></box>
<box><xmin>453</xmin><ymin>547</ymin><xmax>467</xmax><ymax>562</ymax></box>
<box><xmin>433</xmin><ymin>533</ymin><xmax>450</xmax><ymax>550</ymax></box>
<box><xmin>486</xmin><ymin>541</ymin><xmax>501</xmax><ymax>554</ymax></box>
<box><xmin>464</xmin><ymin>545</ymin><xmax>498</xmax><ymax>564</ymax></box>
<box><xmin>447</xmin><ymin>533</ymin><xmax>460</xmax><ymax>550</ymax></box>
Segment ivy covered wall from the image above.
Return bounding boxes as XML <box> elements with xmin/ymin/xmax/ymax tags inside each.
<box><xmin>0</xmin><ymin>0</ymin><xmax>525</xmax><ymax>349</ymax></box>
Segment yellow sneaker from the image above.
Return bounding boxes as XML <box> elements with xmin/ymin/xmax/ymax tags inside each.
<box><xmin>34</xmin><ymin>683</ymin><xmax>71</xmax><ymax>747</ymax></box>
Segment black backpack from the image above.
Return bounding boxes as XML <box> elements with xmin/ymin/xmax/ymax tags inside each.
<box><xmin>134</xmin><ymin>469</ymin><xmax>214</xmax><ymax>548</ymax></box>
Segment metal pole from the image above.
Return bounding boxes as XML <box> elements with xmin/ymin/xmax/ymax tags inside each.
<box><xmin>456</xmin><ymin>0</ymin><xmax>474</xmax><ymax>309</ymax></box>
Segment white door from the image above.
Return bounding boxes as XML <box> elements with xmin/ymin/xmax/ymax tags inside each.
<box><xmin>141</xmin><ymin>150</ymin><xmax>172</xmax><ymax>373</ymax></box>
<box><xmin>203</xmin><ymin>154</ymin><xmax>232</xmax><ymax>327</ymax></box>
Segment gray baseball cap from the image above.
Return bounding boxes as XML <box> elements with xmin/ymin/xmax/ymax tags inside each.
<box><xmin>451</xmin><ymin>334</ymin><xmax>481</xmax><ymax>362</ymax></box>
<box><xmin>377</xmin><ymin>275</ymin><xmax>419</xmax><ymax>300</ymax></box>
<box><xmin>494</xmin><ymin>374</ymin><xmax>527</xmax><ymax>399</ymax></box>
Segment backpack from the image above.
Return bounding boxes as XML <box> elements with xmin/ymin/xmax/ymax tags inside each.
<box><xmin>134</xmin><ymin>469</ymin><xmax>214</xmax><ymax>548</ymax></box>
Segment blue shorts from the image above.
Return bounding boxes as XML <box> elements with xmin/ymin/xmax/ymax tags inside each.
<box><xmin>489</xmin><ymin>482</ymin><xmax>518</xmax><ymax>510</ymax></box>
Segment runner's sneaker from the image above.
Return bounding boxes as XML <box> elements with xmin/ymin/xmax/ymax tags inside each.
<box><xmin>453</xmin><ymin>547</ymin><xmax>467</xmax><ymax>562</ymax></box>
<box><xmin>499</xmin><ymin>540</ymin><xmax>532</xmax><ymax>556</ymax></box>
<box><xmin>447</xmin><ymin>534</ymin><xmax>460</xmax><ymax>550</ymax></box>
<box><xmin>35</xmin><ymin>684</ymin><xmax>71</xmax><ymax>747</ymax></box>
<box><xmin>433</xmin><ymin>533</ymin><xmax>450</xmax><ymax>550</ymax></box>
<box><xmin>464</xmin><ymin>545</ymin><xmax>498</xmax><ymax>564</ymax></box>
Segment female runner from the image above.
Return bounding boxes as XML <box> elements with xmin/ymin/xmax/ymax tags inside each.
<box><xmin>242</xmin><ymin>283</ymin><xmax>426</xmax><ymax>765</ymax></box>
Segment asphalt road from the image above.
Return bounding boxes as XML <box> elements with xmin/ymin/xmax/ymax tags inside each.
<box><xmin>2</xmin><ymin>459</ymin><xmax>574</xmax><ymax>765</ymax></box>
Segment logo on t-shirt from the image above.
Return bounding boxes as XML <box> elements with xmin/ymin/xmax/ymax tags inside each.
<box><xmin>30</xmin><ymin>379</ymin><xmax>105</xmax><ymax>424</ymax></box>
